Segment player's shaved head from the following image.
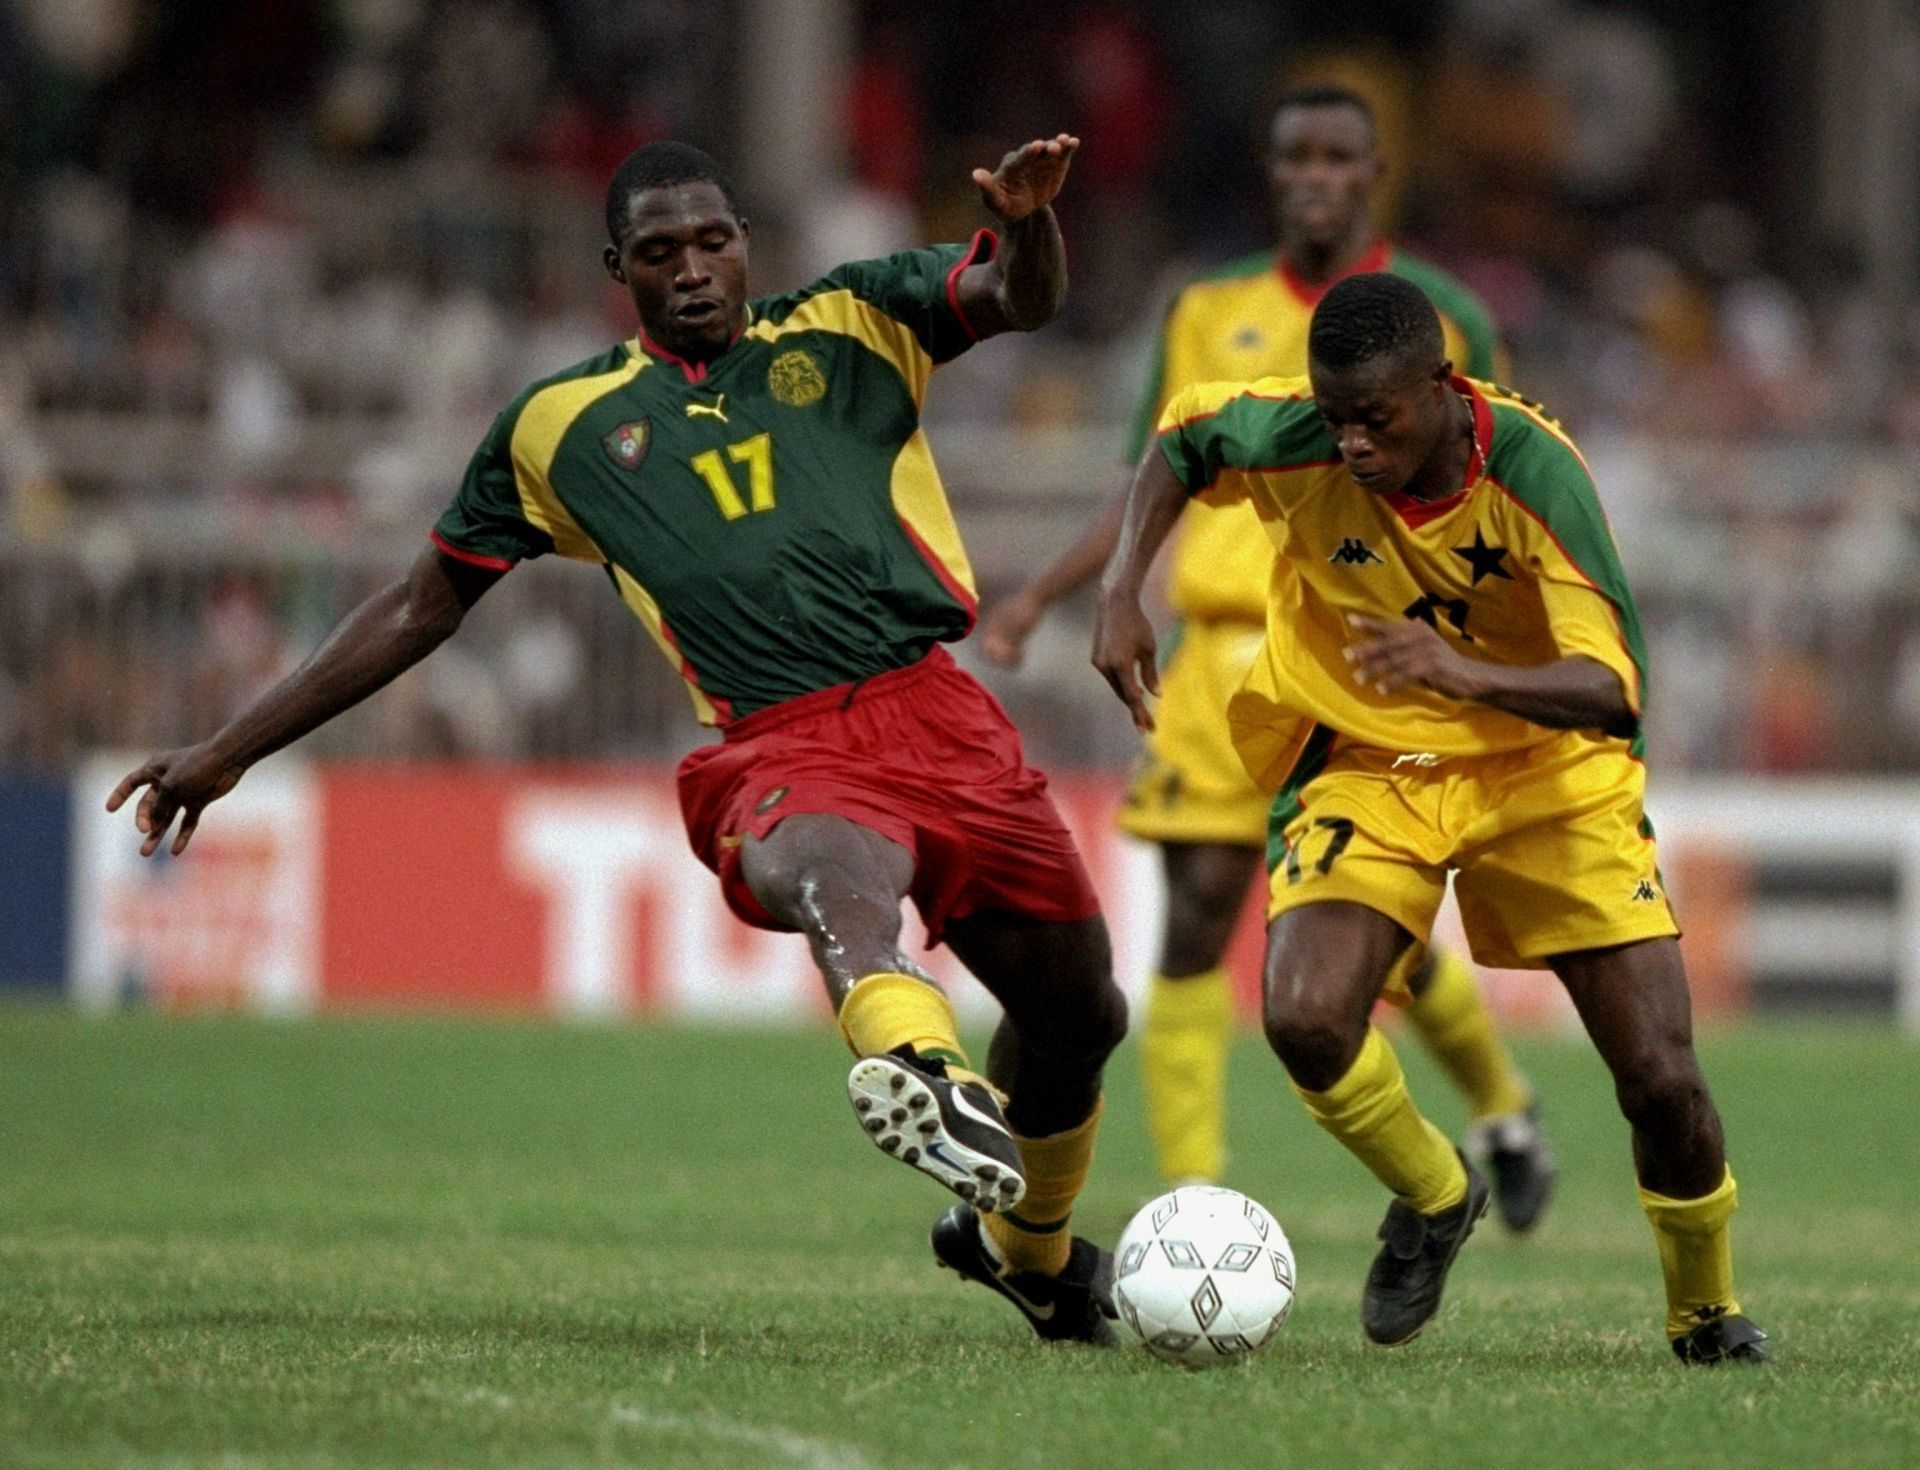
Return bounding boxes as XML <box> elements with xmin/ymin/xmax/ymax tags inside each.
<box><xmin>605</xmin><ymin>142</ymin><xmax>743</xmax><ymax>245</ymax></box>
<box><xmin>1308</xmin><ymin>272</ymin><xmax>1445</xmax><ymax>382</ymax></box>
<box><xmin>1308</xmin><ymin>274</ymin><xmax>1461</xmax><ymax>499</ymax></box>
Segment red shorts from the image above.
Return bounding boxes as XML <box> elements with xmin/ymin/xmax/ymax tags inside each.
<box><xmin>677</xmin><ymin>646</ymin><xmax>1102</xmax><ymax>946</ymax></box>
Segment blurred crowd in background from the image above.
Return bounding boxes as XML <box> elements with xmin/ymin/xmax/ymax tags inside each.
<box><xmin>5</xmin><ymin>0</ymin><xmax>1920</xmax><ymax>776</ymax></box>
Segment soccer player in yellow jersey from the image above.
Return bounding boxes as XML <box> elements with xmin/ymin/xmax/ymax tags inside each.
<box><xmin>1093</xmin><ymin>270</ymin><xmax>1769</xmax><ymax>1362</ymax></box>
<box><xmin>984</xmin><ymin>87</ymin><xmax>1554</xmax><ymax>1227</ymax></box>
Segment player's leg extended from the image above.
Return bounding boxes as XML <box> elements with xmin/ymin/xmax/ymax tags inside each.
<box><xmin>1140</xmin><ymin>841</ymin><xmax>1261</xmax><ymax>1185</ymax></box>
<box><xmin>1552</xmin><ymin>938</ymin><xmax>1768</xmax><ymax>1363</ymax></box>
<box><xmin>1401</xmin><ymin>949</ymin><xmax>1557</xmax><ymax>1232</ymax></box>
<box><xmin>1265</xmin><ymin>901</ymin><xmax>1490</xmax><ymax>1345</ymax></box>
<box><xmin>739</xmin><ymin>814</ymin><xmax>1027</xmax><ymax>1211</ymax></box>
<box><xmin>924</xmin><ymin>909</ymin><xmax>1126</xmax><ymax>1342</ymax></box>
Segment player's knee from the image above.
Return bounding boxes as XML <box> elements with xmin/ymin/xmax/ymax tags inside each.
<box><xmin>1614</xmin><ymin>1044</ymin><xmax>1710</xmax><ymax>1132</ymax></box>
<box><xmin>1260</xmin><ymin>994</ymin><xmax>1357</xmax><ymax>1085</ymax></box>
<box><xmin>1016</xmin><ymin>975</ymin><xmax>1129</xmax><ymax>1068</ymax></box>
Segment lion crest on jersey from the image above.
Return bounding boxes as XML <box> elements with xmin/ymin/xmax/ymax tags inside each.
<box><xmin>768</xmin><ymin>350</ymin><xmax>827</xmax><ymax>407</ymax></box>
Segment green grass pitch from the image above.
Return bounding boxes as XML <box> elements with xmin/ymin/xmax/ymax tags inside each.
<box><xmin>3</xmin><ymin>1005</ymin><xmax>1916</xmax><ymax>1470</ymax></box>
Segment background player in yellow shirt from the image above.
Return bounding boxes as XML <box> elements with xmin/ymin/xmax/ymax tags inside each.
<box><xmin>984</xmin><ymin>87</ymin><xmax>1553</xmax><ymax>1228</ymax></box>
<box><xmin>1092</xmin><ymin>271</ymin><xmax>1768</xmax><ymax>1363</ymax></box>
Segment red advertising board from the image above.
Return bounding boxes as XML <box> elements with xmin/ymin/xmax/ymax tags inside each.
<box><xmin>83</xmin><ymin>757</ymin><xmax>1793</xmax><ymax>1027</ymax></box>
<box><xmin>316</xmin><ymin>764</ymin><xmax>1172</xmax><ymax>1021</ymax></box>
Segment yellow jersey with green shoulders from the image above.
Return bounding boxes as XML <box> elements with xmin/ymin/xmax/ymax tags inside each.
<box><xmin>1126</xmin><ymin>242</ymin><xmax>1505</xmax><ymax>623</ymax></box>
<box><xmin>1153</xmin><ymin>374</ymin><xmax>1647</xmax><ymax>786</ymax></box>
<box><xmin>432</xmin><ymin>234</ymin><xmax>996</xmax><ymax>725</ymax></box>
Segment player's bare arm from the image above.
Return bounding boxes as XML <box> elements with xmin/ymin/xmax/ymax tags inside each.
<box><xmin>1344</xmin><ymin>613</ymin><xmax>1636</xmax><ymax>738</ymax></box>
<box><xmin>954</xmin><ymin>134</ymin><xmax>1078</xmax><ymax>337</ymax></box>
<box><xmin>106</xmin><ymin>547</ymin><xmax>503</xmax><ymax>856</ymax></box>
<box><xmin>1091</xmin><ymin>449</ymin><xmax>1191</xmax><ymax>731</ymax></box>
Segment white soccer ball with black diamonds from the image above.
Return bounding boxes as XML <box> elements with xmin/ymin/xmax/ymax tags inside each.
<box><xmin>1112</xmin><ymin>1186</ymin><xmax>1295</xmax><ymax>1367</ymax></box>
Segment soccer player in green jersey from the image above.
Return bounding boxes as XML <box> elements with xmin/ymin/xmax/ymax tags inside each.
<box><xmin>109</xmin><ymin>136</ymin><xmax>1129</xmax><ymax>1345</ymax></box>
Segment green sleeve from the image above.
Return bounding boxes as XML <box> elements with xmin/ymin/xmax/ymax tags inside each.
<box><xmin>1158</xmin><ymin>388</ymin><xmax>1332</xmax><ymax>495</ymax></box>
<box><xmin>824</xmin><ymin>232</ymin><xmax>998</xmax><ymax>366</ymax></box>
<box><xmin>431</xmin><ymin>403</ymin><xmax>556</xmax><ymax>567</ymax></box>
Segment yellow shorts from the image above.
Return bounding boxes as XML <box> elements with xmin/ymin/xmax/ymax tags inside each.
<box><xmin>1265</xmin><ymin>728</ymin><xmax>1680</xmax><ymax>974</ymax></box>
<box><xmin>1117</xmin><ymin>617</ymin><xmax>1270</xmax><ymax>846</ymax></box>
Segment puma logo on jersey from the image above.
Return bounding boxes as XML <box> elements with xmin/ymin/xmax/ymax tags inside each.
<box><xmin>685</xmin><ymin>394</ymin><xmax>729</xmax><ymax>422</ymax></box>
<box><xmin>1630</xmin><ymin>878</ymin><xmax>1660</xmax><ymax>903</ymax></box>
<box><xmin>1328</xmin><ymin>537</ymin><xmax>1385</xmax><ymax>566</ymax></box>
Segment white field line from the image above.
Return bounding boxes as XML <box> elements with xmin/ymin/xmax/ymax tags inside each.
<box><xmin>440</xmin><ymin>1385</ymin><xmax>887</xmax><ymax>1470</ymax></box>
<box><xmin>607</xmin><ymin>1403</ymin><xmax>885</xmax><ymax>1470</ymax></box>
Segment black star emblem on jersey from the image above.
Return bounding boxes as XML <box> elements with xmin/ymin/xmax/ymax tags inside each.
<box><xmin>1452</xmin><ymin>530</ymin><xmax>1514</xmax><ymax>585</ymax></box>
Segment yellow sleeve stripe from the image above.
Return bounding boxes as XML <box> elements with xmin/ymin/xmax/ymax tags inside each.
<box><xmin>890</xmin><ymin>428</ymin><xmax>978</xmax><ymax>608</ymax></box>
<box><xmin>509</xmin><ymin>351</ymin><xmax>646</xmax><ymax>561</ymax></box>
<box><xmin>607</xmin><ymin>564</ymin><xmax>725</xmax><ymax>726</ymax></box>
<box><xmin>746</xmin><ymin>289</ymin><xmax>932</xmax><ymax>404</ymax></box>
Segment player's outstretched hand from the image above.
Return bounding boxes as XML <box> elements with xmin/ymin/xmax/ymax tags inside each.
<box><xmin>979</xmin><ymin>588</ymin><xmax>1046</xmax><ymax>667</ymax></box>
<box><xmin>106</xmin><ymin>744</ymin><xmax>244</xmax><ymax>858</ymax></box>
<box><xmin>1345</xmin><ymin>614</ymin><xmax>1485</xmax><ymax>700</ymax></box>
<box><xmin>973</xmin><ymin>135</ymin><xmax>1080</xmax><ymax>222</ymax></box>
<box><xmin>1091</xmin><ymin>593</ymin><xmax>1160</xmax><ymax>732</ymax></box>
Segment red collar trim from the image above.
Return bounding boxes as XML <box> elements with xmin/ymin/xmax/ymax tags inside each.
<box><xmin>638</xmin><ymin>309</ymin><xmax>749</xmax><ymax>384</ymax></box>
<box><xmin>1378</xmin><ymin>377</ymin><xmax>1495</xmax><ymax>528</ymax></box>
<box><xmin>1275</xmin><ymin>238</ymin><xmax>1392</xmax><ymax>308</ymax></box>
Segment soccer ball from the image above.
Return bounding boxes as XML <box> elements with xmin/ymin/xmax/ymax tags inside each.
<box><xmin>1112</xmin><ymin>1186</ymin><xmax>1296</xmax><ymax>1367</ymax></box>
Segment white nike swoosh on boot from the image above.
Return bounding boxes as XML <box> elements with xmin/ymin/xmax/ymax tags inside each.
<box><xmin>995</xmin><ymin>1274</ymin><xmax>1057</xmax><ymax>1321</ymax></box>
<box><xmin>947</xmin><ymin>1086</ymin><xmax>1012</xmax><ymax>1135</ymax></box>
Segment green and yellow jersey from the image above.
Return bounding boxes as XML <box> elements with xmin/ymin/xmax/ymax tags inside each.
<box><xmin>1127</xmin><ymin>242</ymin><xmax>1504</xmax><ymax>623</ymax></box>
<box><xmin>432</xmin><ymin>236</ymin><xmax>996</xmax><ymax>724</ymax></box>
<box><xmin>1154</xmin><ymin>374</ymin><xmax>1647</xmax><ymax>783</ymax></box>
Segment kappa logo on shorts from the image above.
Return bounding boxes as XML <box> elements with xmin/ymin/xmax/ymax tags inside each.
<box><xmin>601</xmin><ymin>419</ymin><xmax>651</xmax><ymax>470</ymax></box>
<box><xmin>1630</xmin><ymin>877</ymin><xmax>1661</xmax><ymax>903</ymax></box>
<box><xmin>755</xmin><ymin>785</ymin><xmax>790</xmax><ymax>815</ymax></box>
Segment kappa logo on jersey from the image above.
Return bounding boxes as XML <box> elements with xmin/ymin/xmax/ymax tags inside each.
<box><xmin>1630</xmin><ymin>878</ymin><xmax>1660</xmax><ymax>903</ymax></box>
<box><xmin>767</xmin><ymin>349</ymin><xmax>827</xmax><ymax>407</ymax></box>
<box><xmin>1328</xmin><ymin>537</ymin><xmax>1386</xmax><ymax>566</ymax></box>
<box><xmin>685</xmin><ymin>394</ymin><xmax>729</xmax><ymax>422</ymax></box>
<box><xmin>600</xmin><ymin>419</ymin><xmax>651</xmax><ymax>470</ymax></box>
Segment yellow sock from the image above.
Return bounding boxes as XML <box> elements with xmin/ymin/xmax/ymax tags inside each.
<box><xmin>836</xmin><ymin>972</ymin><xmax>989</xmax><ymax>1089</ymax></box>
<box><xmin>982</xmin><ymin>1100</ymin><xmax>1103</xmax><ymax>1276</ymax></box>
<box><xmin>1139</xmin><ymin>968</ymin><xmax>1233</xmax><ymax>1184</ymax></box>
<box><xmin>1640</xmin><ymin>1167</ymin><xmax>1741</xmax><ymax>1339</ymax></box>
<box><xmin>1293</xmin><ymin>1027</ymin><xmax>1466</xmax><ymax>1214</ymax></box>
<box><xmin>1403</xmin><ymin>948</ymin><xmax>1532</xmax><ymax>1120</ymax></box>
